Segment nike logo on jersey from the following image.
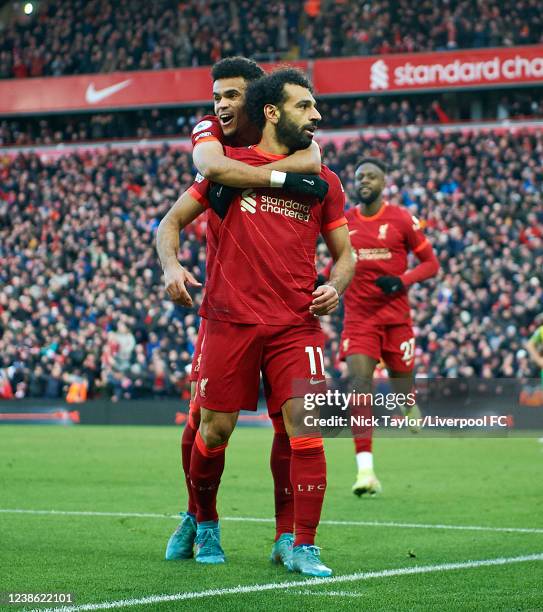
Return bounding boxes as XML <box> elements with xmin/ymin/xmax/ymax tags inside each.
<box><xmin>85</xmin><ymin>80</ymin><xmax>132</xmax><ymax>104</ymax></box>
<box><xmin>309</xmin><ymin>377</ymin><xmax>326</xmax><ymax>385</ymax></box>
<box><xmin>303</xmin><ymin>179</ymin><xmax>315</xmax><ymax>185</ymax></box>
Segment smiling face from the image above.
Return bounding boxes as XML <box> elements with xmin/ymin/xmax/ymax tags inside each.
<box><xmin>212</xmin><ymin>76</ymin><xmax>252</xmax><ymax>138</ymax></box>
<box><xmin>355</xmin><ymin>162</ymin><xmax>386</xmax><ymax>205</ymax></box>
<box><xmin>272</xmin><ymin>83</ymin><xmax>321</xmax><ymax>151</ymax></box>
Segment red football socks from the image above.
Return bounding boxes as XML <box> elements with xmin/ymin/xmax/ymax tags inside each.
<box><xmin>181</xmin><ymin>401</ymin><xmax>200</xmax><ymax>516</ymax></box>
<box><xmin>289</xmin><ymin>436</ymin><xmax>327</xmax><ymax>547</ymax></box>
<box><xmin>351</xmin><ymin>396</ymin><xmax>373</xmax><ymax>454</ymax></box>
<box><xmin>189</xmin><ymin>430</ymin><xmax>227</xmax><ymax>523</ymax></box>
<box><xmin>270</xmin><ymin>416</ymin><xmax>293</xmax><ymax>540</ymax></box>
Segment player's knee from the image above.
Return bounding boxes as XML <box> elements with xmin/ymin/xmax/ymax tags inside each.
<box><xmin>199</xmin><ymin>423</ymin><xmax>229</xmax><ymax>447</ymax></box>
<box><xmin>199</xmin><ymin>411</ymin><xmax>235</xmax><ymax>447</ymax></box>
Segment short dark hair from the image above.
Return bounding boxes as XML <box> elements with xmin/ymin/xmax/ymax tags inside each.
<box><xmin>211</xmin><ymin>57</ymin><xmax>264</xmax><ymax>83</ymax></box>
<box><xmin>357</xmin><ymin>157</ymin><xmax>387</xmax><ymax>175</ymax></box>
<box><xmin>246</xmin><ymin>67</ymin><xmax>314</xmax><ymax>130</ymax></box>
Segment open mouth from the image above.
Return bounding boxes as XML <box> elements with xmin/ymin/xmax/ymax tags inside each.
<box><xmin>303</xmin><ymin>125</ymin><xmax>316</xmax><ymax>137</ymax></box>
<box><xmin>219</xmin><ymin>113</ymin><xmax>234</xmax><ymax>128</ymax></box>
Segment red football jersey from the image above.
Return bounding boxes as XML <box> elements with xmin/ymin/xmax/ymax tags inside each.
<box><xmin>190</xmin><ymin>116</ymin><xmax>261</xmax><ymax>282</ymax></box>
<box><xmin>191</xmin><ymin>114</ymin><xmax>260</xmax><ymax>148</ymax></box>
<box><xmin>191</xmin><ymin>115</ymin><xmax>225</xmax><ymax>148</ymax></box>
<box><xmin>344</xmin><ymin>203</ymin><xmax>430</xmax><ymax>325</ymax></box>
<box><xmin>189</xmin><ymin>145</ymin><xmax>347</xmax><ymax>326</ymax></box>
<box><xmin>190</xmin><ymin>115</ymin><xmax>226</xmax><ymax>283</ymax></box>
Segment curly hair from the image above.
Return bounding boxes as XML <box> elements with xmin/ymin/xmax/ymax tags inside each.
<box><xmin>357</xmin><ymin>157</ymin><xmax>388</xmax><ymax>175</ymax></box>
<box><xmin>211</xmin><ymin>57</ymin><xmax>264</xmax><ymax>83</ymax></box>
<box><xmin>245</xmin><ymin>68</ymin><xmax>314</xmax><ymax>130</ymax></box>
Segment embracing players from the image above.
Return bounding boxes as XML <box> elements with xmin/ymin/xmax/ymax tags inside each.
<box><xmin>158</xmin><ymin>57</ymin><xmax>327</xmax><ymax>564</ymax></box>
<box><xmin>341</xmin><ymin>158</ymin><xmax>439</xmax><ymax>496</ymax></box>
<box><xmin>158</xmin><ymin>68</ymin><xmax>353</xmax><ymax>576</ymax></box>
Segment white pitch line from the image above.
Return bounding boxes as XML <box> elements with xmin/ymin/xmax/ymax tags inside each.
<box><xmin>292</xmin><ymin>590</ymin><xmax>365</xmax><ymax>597</ymax></box>
<box><xmin>32</xmin><ymin>553</ymin><xmax>543</xmax><ymax>612</ymax></box>
<box><xmin>2</xmin><ymin>508</ymin><xmax>543</xmax><ymax>535</ymax></box>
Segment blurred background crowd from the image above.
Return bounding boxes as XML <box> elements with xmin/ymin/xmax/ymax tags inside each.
<box><xmin>1</xmin><ymin>0</ymin><xmax>543</xmax><ymax>401</ymax></box>
<box><xmin>1</xmin><ymin>0</ymin><xmax>542</xmax><ymax>78</ymax></box>
<box><xmin>1</xmin><ymin>126</ymin><xmax>542</xmax><ymax>400</ymax></box>
<box><xmin>2</xmin><ymin>89</ymin><xmax>543</xmax><ymax>147</ymax></box>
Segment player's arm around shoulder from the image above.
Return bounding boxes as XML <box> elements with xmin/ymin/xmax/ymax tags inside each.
<box><xmin>265</xmin><ymin>140</ymin><xmax>321</xmax><ymax>174</ymax></box>
<box><xmin>156</xmin><ymin>190</ymin><xmax>205</xmax><ymax>308</ymax></box>
<box><xmin>194</xmin><ymin>138</ymin><xmax>323</xmax><ymax>191</ymax></box>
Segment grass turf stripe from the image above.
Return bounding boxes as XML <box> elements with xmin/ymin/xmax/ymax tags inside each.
<box><xmin>2</xmin><ymin>508</ymin><xmax>543</xmax><ymax>534</ymax></box>
<box><xmin>32</xmin><ymin>553</ymin><xmax>543</xmax><ymax>612</ymax></box>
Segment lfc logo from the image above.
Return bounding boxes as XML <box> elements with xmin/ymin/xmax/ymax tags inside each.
<box><xmin>378</xmin><ymin>223</ymin><xmax>389</xmax><ymax>240</ymax></box>
<box><xmin>199</xmin><ymin>377</ymin><xmax>208</xmax><ymax>398</ymax></box>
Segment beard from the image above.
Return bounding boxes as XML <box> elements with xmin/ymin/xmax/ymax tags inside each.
<box><xmin>358</xmin><ymin>187</ymin><xmax>381</xmax><ymax>205</ymax></box>
<box><xmin>276</xmin><ymin>113</ymin><xmax>314</xmax><ymax>151</ymax></box>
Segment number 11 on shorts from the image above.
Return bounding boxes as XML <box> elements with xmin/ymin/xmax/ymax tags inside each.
<box><xmin>305</xmin><ymin>346</ymin><xmax>325</xmax><ymax>376</ymax></box>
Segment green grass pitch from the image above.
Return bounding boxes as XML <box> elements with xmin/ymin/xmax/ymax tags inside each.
<box><xmin>1</xmin><ymin>425</ymin><xmax>542</xmax><ymax>611</ymax></box>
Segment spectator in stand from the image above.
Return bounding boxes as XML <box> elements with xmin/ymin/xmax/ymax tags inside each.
<box><xmin>1</xmin><ymin>0</ymin><xmax>542</xmax><ymax>79</ymax></box>
<box><xmin>5</xmin><ymin>92</ymin><xmax>543</xmax><ymax>147</ymax></box>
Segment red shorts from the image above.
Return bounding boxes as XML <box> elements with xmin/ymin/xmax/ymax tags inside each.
<box><xmin>195</xmin><ymin>319</ymin><xmax>326</xmax><ymax>415</ymax></box>
<box><xmin>189</xmin><ymin>318</ymin><xmax>207</xmax><ymax>383</ymax></box>
<box><xmin>340</xmin><ymin>322</ymin><xmax>415</xmax><ymax>372</ymax></box>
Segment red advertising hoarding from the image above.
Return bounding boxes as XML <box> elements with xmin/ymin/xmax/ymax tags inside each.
<box><xmin>0</xmin><ymin>47</ymin><xmax>542</xmax><ymax>115</ymax></box>
<box><xmin>313</xmin><ymin>45</ymin><xmax>543</xmax><ymax>95</ymax></box>
<box><xmin>0</xmin><ymin>61</ymin><xmax>308</xmax><ymax>115</ymax></box>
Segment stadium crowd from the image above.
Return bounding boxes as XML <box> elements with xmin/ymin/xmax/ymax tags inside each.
<box><xmin>1</xmin><ymin>127</ymin><xmax>542</xmax><ymax>400</ymax></box>
<box><xmin>3</xmin><ymin>91</ymin><xmax>543</xmax><ymax>147</ymax></box>
<box><xmin>1</xmin><ymin>0</ymin><xmax>542</xmax><ymax>79</ymax></box>
<box><xmin>0</xmin><ymin>98</ymin><xmax>446</xmax><ymax>147</ymax></box>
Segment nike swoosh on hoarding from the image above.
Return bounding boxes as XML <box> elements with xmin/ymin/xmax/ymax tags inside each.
<box><xmin>85</xmin><ymin>80</ymin><xmax>132</xmax><ymax>104</ymax></box>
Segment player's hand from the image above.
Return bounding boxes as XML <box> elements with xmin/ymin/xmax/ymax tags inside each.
<box><xmin>310</xmin><ymin>284</ymin><xmax>339</xmax><ymax>316</ymax></box>
<box><xmin>284</xmin><ymin>173</ymin><xmax>329</xmax><ymax>201</ymax></box>
<box><xmin>375</xmin><ymin>275</ymin><xmax>404</xmax><ymax>295</ymax></box>
<box><xmin>208</xmin><ymin>183</ymin><xmax>238</xmax><ymax>219</ymax></box>
<box><xmin>164</xmin><ymin>263</ymin><xmax>202</xmax><ymax>307</ymax></box>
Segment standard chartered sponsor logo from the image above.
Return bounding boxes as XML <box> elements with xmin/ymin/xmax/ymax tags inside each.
<box><xmin>370</xmin><ymin>59</ymin><xmax>389</xmax><ymax>90</ymax></box>
<box><xmin>393</xmin><ymin>55</ymin><xmax>543</xmax><ymax>87</ymax></box>
<box><xmin>260</xmin><ymin>194</ymin><xmax>310</xmax><ymax>222</ymax></box>
<box><xmin>240</xmin><ymin>189</ymin><xmax>257</xmax><ymax>213</ymax></box>
<box><xmin>239</xmin><ymin>192</ymin><xmax>311</xmax><ymax>221</ymax></box>
<box><xmin>356</xmin><ymin>247</ymin><xmax>391</xmax><ymax>260</ymax></box>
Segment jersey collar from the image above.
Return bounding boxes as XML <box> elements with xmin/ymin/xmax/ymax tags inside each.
<box><xmin>251</xmin><ymin>145</ymin><xmax>287</xmax><ymax>161</ymax></box>
<box><xmin>355</xmin><ymin>201</ymin><xmax>388</xmax><ymax>222</ymax></box>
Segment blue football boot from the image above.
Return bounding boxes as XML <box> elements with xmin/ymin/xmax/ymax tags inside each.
<box><xmin>290</xmin><ymin>544</ymin><xmax>332</xmax><ymax>577</ymax></box>
<box><xmin>270</xmin><ymin>533</ymin><xmax>294</xmax><ymax>567</ymax></box>
<box><xmin>195</xmin><ymin>521</ymin><xmax>225</xmax><ymax>564</ymax></box>
<box><xmin>165</xmin><ymin>512</ymin><xmax>197</xmax><ymax>560</ymax></box>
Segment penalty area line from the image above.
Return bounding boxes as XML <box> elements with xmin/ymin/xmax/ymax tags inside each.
<box><xmin>1</xmin><ymin>508</ymin><xmax>543</xmax><ymax>535</ymax></box>
<box><xmin>33</xmin><ymin>553</ymin><xmax>543</xmax><ymax>612</ymax></box>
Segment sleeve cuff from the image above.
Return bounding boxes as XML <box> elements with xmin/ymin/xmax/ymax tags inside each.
<box><xmin>413</xmin><ymin>239</ymin><xmax>429</xmax><ymax>253</ymax></box>
<box><xmin>188</xmin><ymin>185</ymin><xmax>210</xmax><ymax>209</ymax></box>
<box><xmin>322</xmin><ymin>217</ymin><xmax>348</xmax><ymax>232</ymax></box>
<box><xmin>193</xmin><ymin>136</ymin><xmax>220</xmax><ymax>147</ymax></box>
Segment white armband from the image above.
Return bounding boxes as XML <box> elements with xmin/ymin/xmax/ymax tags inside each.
<box><xmin>270</xmin><ymin>170</ymin><xmax>287</xmax><ymax>188</ymax></box>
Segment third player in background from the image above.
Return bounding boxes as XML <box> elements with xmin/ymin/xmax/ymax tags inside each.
<box><xmin>340</xmin><ymin>158</ymin><xmax>439</xmax><ymax>496</ymax></box>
